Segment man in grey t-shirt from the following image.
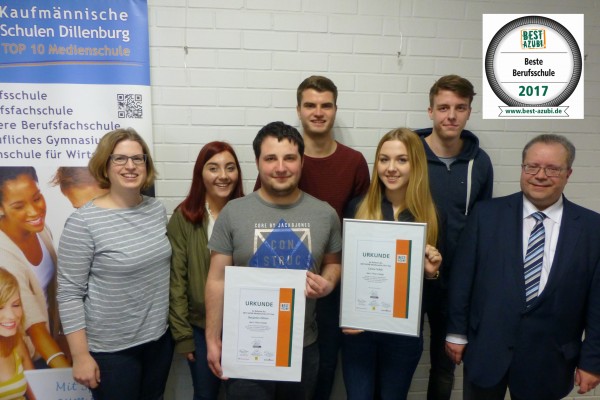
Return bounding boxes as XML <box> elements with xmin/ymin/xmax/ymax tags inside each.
<box><xmin>205</xmin><ymin>121</ymin><xmax>342</xmax><ymax>400</ymax></box>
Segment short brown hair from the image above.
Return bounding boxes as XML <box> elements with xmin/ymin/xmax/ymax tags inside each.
<box><xmin>88</xmin><ymin>128</ymin><xmax>156</xmax><ymax>190</ymax></box>
<box><xmin>253</xmin><ymin>121</ymin><xmax>304</xmax><ymax>159</ymax></box>
<box><xmin>51</xmin><ymin>167</ymin><xmax>99</xmax><ymax>192</ymax></box>
<box><xmin>429</xmin><ymin>75</ymin><xmax>475</xmax><ymax>107</ymax></box>
<box><xmin>297</xmin><ymin>75</ymin><xmax>338</xmax><ymax>106</ymax></box>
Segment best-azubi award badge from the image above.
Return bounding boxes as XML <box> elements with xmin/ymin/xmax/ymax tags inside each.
<box><xmin>482</xmin><ymin>14</ymin><xmax>584</xmax><ymax>119</ymax></box>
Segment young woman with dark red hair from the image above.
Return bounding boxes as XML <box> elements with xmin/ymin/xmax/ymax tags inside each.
<box><xmin>168</xmin><ymin>141</ymin><xmax>244</xmax><ymax>400</ymax></box>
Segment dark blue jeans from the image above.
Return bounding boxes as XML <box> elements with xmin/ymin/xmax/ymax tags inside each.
<box><xmin>224</xmin><ymin>342</ymin><xmax>319</xmax><ymax>400</ymax></box>
<box><xmin>422</xmin><ymin>284</ymin><xmax>455</xmax><ymax>400</ymax></box>
<box><xmin>342</xmin><ymin>331</ymin><xmax>423</xmax><ymax>400</ymax></box>
<box><xmin>90</xmin><ymin>331</ymin><xmax>174</xmax><ymax>400</ymax></box>
<box><xmin>188</xmin><ymin>326</ymin><xmax>221</xmax><ymax>400</ymax></box>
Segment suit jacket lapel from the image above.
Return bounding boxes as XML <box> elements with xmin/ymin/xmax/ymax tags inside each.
<box><xmin>536</xmin><ymin>197</ymin><xmax>582</xmax><ymax>303</ymax></box>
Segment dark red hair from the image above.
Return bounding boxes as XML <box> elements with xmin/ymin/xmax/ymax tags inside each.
<box><xmin>178</xmin><ymin>142</ymin><xmax>244</xmax><ymax>225</ymax></box>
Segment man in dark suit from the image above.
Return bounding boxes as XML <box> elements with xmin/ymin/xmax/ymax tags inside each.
<box><xmin>445</xmin><ymin>134</ymin><xmax>600</xmax><ymax>400</ymax></box>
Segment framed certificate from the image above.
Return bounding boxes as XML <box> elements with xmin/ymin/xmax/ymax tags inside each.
<box><xmin>222</xmin><ymin>266</ymin><xmax>307</xmax><ymax>381</ymax></box>
<box><xmin>340</xmin><ymin>219</ymin><xmax>427</xmax><ymax>336</ymax></box>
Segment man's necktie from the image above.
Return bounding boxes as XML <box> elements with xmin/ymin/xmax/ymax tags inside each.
<box><xmin>524</xmin><ymin>211</ymin><xmax>546</xmax><ymax>307</ymax></box>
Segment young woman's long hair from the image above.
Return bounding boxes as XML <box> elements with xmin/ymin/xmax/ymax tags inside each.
<box><xmin>355</xmin><ymin>128</ymin><xmax>439</xmax><ymax>245</ymax></box>
<box><xmin>177</xmin><ymin>141</ymin><xmax>244</xmax><ymax>225</ymax></box>
<box><xmin>0</xmin><ymin>267</ymin><xmax>23</xmax><ymax>356</ymax></box>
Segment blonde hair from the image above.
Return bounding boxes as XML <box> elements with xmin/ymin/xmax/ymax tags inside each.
<box><xmin>88</xmin><ymin>128</ymin><xmax>156</xmax><ymax>190</ymax></box>
<box><xmin>355</xmin><ymin>128</ymin><xmax>439</xmax><ymax>245</ymax></box>
<box><xmin>0</xmin><ymin>267</ymin><xmax>23</xmax><ymax>355</ymax></box>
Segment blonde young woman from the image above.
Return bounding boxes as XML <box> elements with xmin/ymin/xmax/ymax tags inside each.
<box><xmin>57</xmin><ymin>128</ymin><xmax>173</xmax><ymax>400</ymax></box>
<box><xmin>342</xmin><ymin>128</ymin><xmax>443</xmax><ymax>400</ymax></box>
<box><xmin>0</xmin><ymin>267</ymin><xmax>36</xmax><ymax>400</ymax></box>
<box><xmin>0</xmin><ymin>167</ymin><xmax>69</xmax><ymax>369</ymax></box>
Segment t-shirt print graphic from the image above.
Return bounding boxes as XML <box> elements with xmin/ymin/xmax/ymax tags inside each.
<box><xmin>250</xmin><ymin>219</ymin><xmax>315</xmax><ymax>270</ymax></box>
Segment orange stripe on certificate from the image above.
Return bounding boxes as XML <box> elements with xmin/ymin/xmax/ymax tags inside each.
<box><xmin>275</xmin><ymin>288</ymin><xmax>294</xmax><ymax>367</ymax></box>
<box><xmin>393</xmin><ymin>239</ymin><xmax>411</xmax><ymax>318</ymax></box>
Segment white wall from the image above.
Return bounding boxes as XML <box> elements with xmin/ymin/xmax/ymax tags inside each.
<box><xmin>148</xmin><ymin>1</ymin><xmax>600</xmax><ymax>398</ymax></box>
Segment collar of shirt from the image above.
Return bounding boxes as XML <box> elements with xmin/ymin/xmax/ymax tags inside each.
<box><xmin>206</xmin><ymin>202</ymin><xmax>216</xmax><ymax>239</ymax></box>
<box><xmin>522</xmin><ymin>195</ymin><xmax>564</xmax><ymax>225</ymax></box>
<box><xmin>381</xmin><ymin>195</ymin><xmax>414</xmax><ymax>222</ymax></box>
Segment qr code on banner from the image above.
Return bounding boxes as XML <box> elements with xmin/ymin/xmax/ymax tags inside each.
<box><xmin>117</xmin><ymin>94</ymin><xmax>143</xmax><ymax>118</ymax></box>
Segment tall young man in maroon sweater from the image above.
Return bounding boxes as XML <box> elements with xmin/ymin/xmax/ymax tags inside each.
<box><xmin>255</xmin><ymin>76</ymin><xmax>370</xmax><ymax>399</ymax></box>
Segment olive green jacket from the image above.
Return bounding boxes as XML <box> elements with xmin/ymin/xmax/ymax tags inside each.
<box><xmin>167</xmin><ymin>209</ymin><xmax>210</xmax><ymax>354</ymax></box>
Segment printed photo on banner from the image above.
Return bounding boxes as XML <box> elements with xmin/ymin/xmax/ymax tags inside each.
<box><xmin>0</xmin><ymin>0</ymin><xmax>152</xmax><ymax>394</ymax></box>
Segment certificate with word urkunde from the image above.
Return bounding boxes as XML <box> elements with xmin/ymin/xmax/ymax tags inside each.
<box><xmin>222</xmin><ymin>267</ymin><xmax>306</xmax><ymax>381</ymax></box>
<box><xmin>340</xmin><ymin>219</ymin><xmax>426</xmax><ymax>336</ymax></box>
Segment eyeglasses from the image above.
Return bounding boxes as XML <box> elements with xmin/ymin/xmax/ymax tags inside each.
<box><xmin>110</xmin><ymin>154</ymin><xmax>147</xmax><ymax>165</ymax></box>
<box><xmin>521</xmin><ymin>164</ymin><xmax>564</xmax><ymax>177</ymax></box>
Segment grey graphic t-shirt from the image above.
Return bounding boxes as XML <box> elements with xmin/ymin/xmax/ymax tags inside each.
<box><xmin>208</xmin><ymin>191</ymin><xmax>342</xmax><ymax>346</ymax></box>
